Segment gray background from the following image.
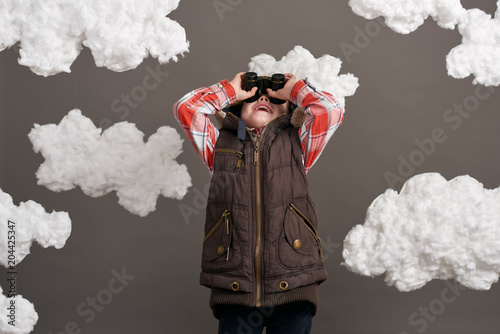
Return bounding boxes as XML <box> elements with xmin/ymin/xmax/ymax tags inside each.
<box><xmin>1</xmin><ymin>0</ymin><xmax>500</xmax><ymax>333</ymax></box>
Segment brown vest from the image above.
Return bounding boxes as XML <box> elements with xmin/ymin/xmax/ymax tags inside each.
<box><xmin>200</xmin><ymin>112</ymin><xmax>327</xmax><ymax>308</ymax></box>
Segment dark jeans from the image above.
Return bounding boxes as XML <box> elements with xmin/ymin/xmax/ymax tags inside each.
<box><xmin>215</xmin><ymin>301</ymin><xmax>314</xmax><ymax>334</ymax></box>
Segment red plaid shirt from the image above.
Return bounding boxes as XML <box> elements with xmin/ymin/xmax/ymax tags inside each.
<box><xmin>173</xmin><ymin>79</ymin><xmax>344</xmax><ymax>173</ymax></box>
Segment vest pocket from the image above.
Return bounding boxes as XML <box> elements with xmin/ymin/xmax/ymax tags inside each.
<box><xmin>202</xmin><ymin>210</ymin><xmax>241</xmax><ymax>272</ymax></box>
<box><xmin>278</xmin><ymin>203</ymin><xmax>323</xmax><ymax>268</ymax></box>
<box><xmin>214</xmin><ymin>149</ymin><xmax>244</xmax><ymax>171</ymax></box>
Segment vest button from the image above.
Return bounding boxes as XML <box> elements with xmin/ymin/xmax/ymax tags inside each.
<box><xmin>293</xmin><ymin>239</ymin><xmax>302</xmax><ymax>250</ymax></box>
<box><xmin>231</xmin><ymin>281</ymin><xmax>240</xmax><ymax>291</ymax></box>
<box><xmin>216</xmin><ymin>245</ymin><xmax>225</xmax><ymax>256</ymax></box>
<box><xmin>279</xmin><ymin>281</ymin><xmax>289</xmax><ymax>290</ymax></box>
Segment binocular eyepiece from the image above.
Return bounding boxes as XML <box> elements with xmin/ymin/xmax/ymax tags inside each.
<box><xmin>242</xmin><ymin>72</ymin><xmax>287</xmax><ymax>104</ymax></box>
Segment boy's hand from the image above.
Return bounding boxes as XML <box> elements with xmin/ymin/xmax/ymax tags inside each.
<box><xmin>267</xmin><ymin>73</ymin><xmax>297</xmax><ymax>102</ymax></box>
<box><xmin>229</xmin><ymin>72</ymin><xmax>258</xmax><ymax>102</ymax></box>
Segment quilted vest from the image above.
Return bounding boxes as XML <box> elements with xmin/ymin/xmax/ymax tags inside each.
<box><xmin>199</xmin><ymin>112</ymin><xmax>327</xmax><ymax>307</ymax></box>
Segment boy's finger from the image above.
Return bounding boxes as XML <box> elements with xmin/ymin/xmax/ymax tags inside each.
<box><xmin>247</xmin><ymin>86</ymin><xmax>258</xmax><ymax>95</ymax></box>
<box><xmin>268</xmin><ymin>88</ymin><xmax>287</xmax><ymax>100</ymax></box>
<box><xmin>241</xmin><ymin>87</ymin><xmax>258</xmax><ymax>99</ymax></box>
<box><xmin>266</xmin><ymin>88</ymin><xmax>278</xmax><ymax>98</ymax></box>
<box><xmin>232</xmin><ymin>72</ymin><xmax>246</xmax><ymax>85</ymax></box>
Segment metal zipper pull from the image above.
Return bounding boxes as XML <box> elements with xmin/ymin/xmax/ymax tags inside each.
<box><xmin>225</xmin><ymin>215</ymin><xmax>229</xmax><ymax>235</ymax></box>
<box><xmin>226</xmin><ymin>246</ymin><xmax>230</xmax><ymax>261</ymax></box>
<box><xmin>236</xmin><ymin>153</ymin><xmax>243</xmax><ymax>170</ymax></box>
<box><xmin>254</xmin><ymin>135</ymin><xmax>261</xmax><ymax>166</ymax></box>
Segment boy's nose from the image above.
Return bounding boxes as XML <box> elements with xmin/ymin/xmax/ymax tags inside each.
<box><xmin>258</xmin><ymin>94</ymin><xmax>270</xmax><ymax>102</ymax></box>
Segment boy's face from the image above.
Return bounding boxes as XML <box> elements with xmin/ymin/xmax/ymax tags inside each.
<box><xmin>240</xmin><ymin>94</ymin><xmax>290</xmax><ymax>129</ymax></box>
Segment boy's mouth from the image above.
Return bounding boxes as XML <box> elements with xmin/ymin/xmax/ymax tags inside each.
<box><xmin>254</xmin><ymin>104</ymin><xmax>273</xmax><ymax>113</ymax></box>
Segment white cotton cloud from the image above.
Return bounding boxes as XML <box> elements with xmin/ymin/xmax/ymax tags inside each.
<box><xmin>248</xmin><ymin>45</ymin><xmax>359</xmax><ymax>110</ymax></box>
<box><xmin>348</xmin><ymin>0</ymin><xmax>500</xmax><ymax>86</ymax></box>
<box><xmin>0</xmin><ymin>285</ymin><xmax>38</xmax><ymax>334</ymax></box>
<box><xmin>348</xmin><ymin>0</ymin><xmax>465</xmax><ymax>34</ymax></box>
<box><xmin>28</xmin><ymin>109</ymin><xmax>192</xmax><ymax>217</ymax></box>
<box><xmin>0</xmin><ymin>188</ymin><xmax>71</xmax><ymax>267</ymax></box>
<box><xmin>342</xmin><ymin>173</ymin><xmax>500</xmax><ymax>291</ymax></box>
<box><xmin>0</xmin><ymin>0</ymin><xmax>189</xmax><ymax>76</ymax></box>
<box><xmin>446</xmin><ymin>8</ymin><xmax>500</xmax><ymax>86</ymax></box>
<box><xmin>0</xmin><ymin>190</ymin><xmax>70</xmax><ymax>333</ymax></box>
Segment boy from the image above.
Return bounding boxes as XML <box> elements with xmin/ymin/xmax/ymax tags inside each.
<box><xmin>173</xmin><ymin>72</ymin><xmax>343</xmax><ymax>334</ymax></box>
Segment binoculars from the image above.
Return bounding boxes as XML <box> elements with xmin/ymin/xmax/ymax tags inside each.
<box><xmin>242</xmin><ymin>72</ymin><xmax>287</xmax><ymax>104</ymax></box>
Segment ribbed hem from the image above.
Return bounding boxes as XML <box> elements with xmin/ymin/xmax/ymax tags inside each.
<box><xmin>209</xmin><ymin>283</ymin><xmax>319</xmax><ymax>319</ymax></box>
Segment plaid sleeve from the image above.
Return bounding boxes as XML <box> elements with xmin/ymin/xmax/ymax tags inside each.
<box><xmin>173</xmin><ymin>80</ymin><xmax>237</xmax><ymax>172</ymax></box>
<box><xmin>290</xmin><ymin>79</ymin><xmax>344</xmax><ymax>173</ymax></box>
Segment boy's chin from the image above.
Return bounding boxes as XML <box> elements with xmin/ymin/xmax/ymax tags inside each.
<box><xmin>246</xmin><ymin>117</ymin><xmax>272</xmax><ymax>128</ymax></box>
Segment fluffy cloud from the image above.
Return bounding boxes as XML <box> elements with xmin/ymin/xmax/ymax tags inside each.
<box><xmin>0</xmin><ymin>285</ymin><xmax>38</xmax><ymax>334</ymax></box>
<box><xmin>248</xmin><ymin>45</ymin><xmax>359</xmax><ymax>110</ymax></box>
<box><xmin>28</xmin><ymin>109</ymin><xmax>192</xmax><ymax>217</ymax></box>
<box><xmin>348</xmin><ymin>0</ymin><xmax>500</xmax><ymax>86</ymax></box>
<box><xmin>447</xmin><ymin>7</ymin><xmax>500</xmax><ymax>86</ymax></box>
<box><xmin>0</xmin><ymin>190</ymin><xmax>70</xmax><ymax>333</ymax></box>
<box><xmin>0</xmin><ymin>188</ymin><xmax>71</xmax><ymax>267</ymax></box>
<box><xmin>349</xmin><ymin>0</ymin><xmax>465</xmax><ymax>34</ymax></box>
<box><xmin>342</xmin><ymin>173</ymin><xmax>500</xmax><ymax>291</ymax></box>
<box><xmin>0</xmin><ymin>0</ymin><xmax>189</xmax><ymax>76</ymax></box>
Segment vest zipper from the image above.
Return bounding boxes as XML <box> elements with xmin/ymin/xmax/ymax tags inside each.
<box><xmin>203</xmin><ymin>210</ymin><xmax>231</xmax><ymax>260</ymax></box>
<box><xmin>250</xmin><ymin>130</ymin><xmax>263</xmax><ymax>306</ymax></box>
<box><xmin>289</xmin><ymin>203</ymin><xmax>324</xmax><ymax>260</ymax></box>
<box><xmin>248</xmin><ymin>114</ymin><xmax>287</xmax><ymax>307</ymax></box>
<box><xmin>253</xmin><ymin>139</ymin><xmax>259</xmax><ymax>166</ymax></box>
<box><xmin>214</xmin><ymin>148</ymin><xmax>244</xmax><ymax>170</ymax></box>
<box><xmin>203</xmin><ymin>210</ymin><xmax>230</xmax><ymax>243</ymax></box>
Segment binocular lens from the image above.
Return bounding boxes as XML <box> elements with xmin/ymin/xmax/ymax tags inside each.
<box><xmin>245</xmin><ymin>72</ymin><xmax>258</xmax><ymax>81</ymax></box>
<box><xmin>271</xmin><ymin>73</ymin><xmax>285</xmax><ymax>84</ymax></box>
<box><xmin>242</xmin><ymin>72</ymin><xmax>287</xmax><ymax>104</ymax></box>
